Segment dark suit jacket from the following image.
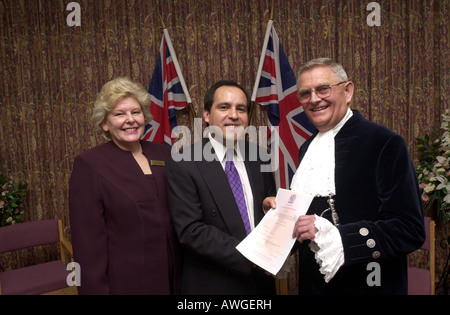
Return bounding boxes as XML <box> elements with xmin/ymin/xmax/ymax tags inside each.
<box><xmin>166</xmin><ymin>139</ymin><xmax>276</xmax><ymax>295</ymax></box>
<box><xmin>297</xmin><ymin>110</ymin><xmax>425</xmax><ymax>294</ymax></box>
<box><xmin>69</xmin><ymin>140</ymin><xmax>181</xmax><ymax>294</ymax></box>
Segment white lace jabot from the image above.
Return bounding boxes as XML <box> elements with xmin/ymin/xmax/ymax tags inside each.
<box><xmin>290</xmin><ymin>108</ymin><xmax>352</xmax><ymax>196</ymax></box>
<box><xmin>290</xmin><ymin>108</ymin><xmax>352</xmax><ymax>283</ymax></box>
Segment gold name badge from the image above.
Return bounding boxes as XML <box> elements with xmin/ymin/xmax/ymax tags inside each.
<box><xmin>151</xmin><ymin>160</ymin><xmax>165</xmax><ymax>167</ymax></box>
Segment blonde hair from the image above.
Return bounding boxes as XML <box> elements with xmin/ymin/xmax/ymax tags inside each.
<box><xmin>92</xmin><ymin>77</ymin><xmax>152</xmax><ymax>140</ymax></box>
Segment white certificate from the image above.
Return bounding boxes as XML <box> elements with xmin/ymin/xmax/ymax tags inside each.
<box><xmin>236</xmin><ymin>188</ymin><xmax>314</xmax><ymax>275</ymax></box>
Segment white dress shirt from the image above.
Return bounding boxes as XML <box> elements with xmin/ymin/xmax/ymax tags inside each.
<box><xmin>208</xmin><ymin>134</ymin><xmax>255</xmax><ymax>231</ymax></box>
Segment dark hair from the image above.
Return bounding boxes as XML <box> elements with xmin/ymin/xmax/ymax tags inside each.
<box><xmin>203</xmin><ymin>80</ymin><xmax>251</xmax><ymax>113</ymax></box>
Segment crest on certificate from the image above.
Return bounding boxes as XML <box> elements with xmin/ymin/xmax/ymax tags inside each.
<box><xmin>288</xmin><ymin>194</ymin><xmax>296</xmax><ymax>204</ymax></box>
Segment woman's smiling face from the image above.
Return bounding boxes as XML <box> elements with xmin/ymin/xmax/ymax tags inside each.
<box><xmin>102</xmin><ymin>97</ymin><xmax>145</xmax><ymax>150</ymax></box>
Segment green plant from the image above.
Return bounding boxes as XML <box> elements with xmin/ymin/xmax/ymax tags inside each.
<box><xmin>0</xmin><ymin>175</ymin><xmax>28</xmax><ymax>226</ymax></box>
<box><xmin>416</xmin><ymin>109</ymin><xmax>450</xmax><ymax>224</ymax></box>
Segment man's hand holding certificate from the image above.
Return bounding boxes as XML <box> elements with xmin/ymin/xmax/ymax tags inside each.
<box><xmin>236</xmin><ymin>189</ymin><xmax>313</xmax><ymax>276</ymax></box>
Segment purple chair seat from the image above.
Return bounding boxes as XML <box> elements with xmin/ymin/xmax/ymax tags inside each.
<box><xmin>408</xmin><ymin>267</ymin><xmax>432</xmax><ymax>295</ymax></box>
<box><xmin>0</xmin><ymin>260</ymin><xmax>71</xmax><ymax>295</ymax></box>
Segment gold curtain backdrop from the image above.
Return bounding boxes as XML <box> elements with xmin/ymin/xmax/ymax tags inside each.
<box><xmin>0</xmin><ymin>0</ymin><xmax>449</xmax><ymax>290</ymax></box>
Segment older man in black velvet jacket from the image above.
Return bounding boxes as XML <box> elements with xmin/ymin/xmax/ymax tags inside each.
<box><xmin>283</xmin><ymin>58</ymin><xmax>425</xmax><ymax>294</ymax></box>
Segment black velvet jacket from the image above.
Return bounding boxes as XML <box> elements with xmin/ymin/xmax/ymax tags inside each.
<box><xmin>297</xmin><ymin>110</ymin><xmax>425</xmax><ymax>295</ymax></box>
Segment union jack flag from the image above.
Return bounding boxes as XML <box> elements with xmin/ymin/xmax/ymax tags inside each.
<box><xmin>252</xmin><ymin>20</ymin><xmax>316</xmax><ymax>189</ymax></box>
<box><xmin>142</xmin><ymin>29</ymin><xmax>191</xmax><ymax>146</ymax></box>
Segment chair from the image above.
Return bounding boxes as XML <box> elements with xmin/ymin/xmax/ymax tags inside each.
<box><xmin>0</xmin><ymin>219</ymin><xmax>78</xmax><ymax>295</ymax></box>
<box><xmin>408</xmin><ymin>216</ymin><xmax>436</xmax><ymax>295</ymax></box>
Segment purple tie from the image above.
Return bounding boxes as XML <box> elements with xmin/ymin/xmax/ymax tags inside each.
<box><xmin>225</xmin><ymin>150</ymin><xmax>251</xmax><ymax>235</ymax></box>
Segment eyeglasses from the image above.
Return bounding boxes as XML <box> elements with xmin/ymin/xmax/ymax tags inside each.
<box><xmin>297</xmin><ymin>81</ymin><xmax>347</xmax><ymax>103</ymax></box>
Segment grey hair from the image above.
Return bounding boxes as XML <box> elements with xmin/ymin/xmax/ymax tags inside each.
<box><xmin>297</xmin><ymin>58</ymin><xmax>348</xmax><ymax>82</ymax></box>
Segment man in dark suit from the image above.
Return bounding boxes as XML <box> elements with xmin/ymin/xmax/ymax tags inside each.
<box><xmin>166</xmin><ymin>80</ymin><xmax>276</xmax><ymax>295</ymax></box>
<box><xmin>286</xmin><ymin>58</ymin><xmax>425</xmax><ymax>294</ymax></box>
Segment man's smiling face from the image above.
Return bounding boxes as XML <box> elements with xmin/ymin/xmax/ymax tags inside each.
<box><xmin>297</xmin><ymin>65</ymin><xmax>354</xmax><ymax>132</ymax></box>
<box><xmin>203</xmin><ymin>85</ymin><xmax>249</xmax><ymax>143</ymax></box>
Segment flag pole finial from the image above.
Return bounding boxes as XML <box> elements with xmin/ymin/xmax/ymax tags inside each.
<box><xmin>270</xmin><ymin>0</ymin><xmax>274</xmax><ymax>20</ymax></box>
<box><xmin>160</xmin><ymin>15</ymin><xmax>166</xmax><ymax>29</ymax></box>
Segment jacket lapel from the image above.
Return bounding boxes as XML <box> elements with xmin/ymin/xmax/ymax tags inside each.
<box><xmin>196</xmin><ymin>139</ymin><xmax>248</xmax><ymax>239</ymax></box>
<box><xmin>142</xmin><ymin>143</ymin><xmax>166</xmax><ymax>196</ymax></box>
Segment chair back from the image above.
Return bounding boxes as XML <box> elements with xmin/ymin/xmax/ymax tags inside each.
<box><xmin>421</xmin><ymin>216</ymin><xmax>431</xmax><ymax>250</ymax></box>
<box><xmin>407</xmin><ymin>216</ymin><xmax>436</xmax><ymax>295</ymax></box>
<box><xmin>0</xmin><ymin>220</ymin><xmax>60</xmax><ymax>254</ymax></box>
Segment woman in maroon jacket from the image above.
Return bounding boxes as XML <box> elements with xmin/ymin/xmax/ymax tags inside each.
<box><xmin>69</xmin><ymin>77</ymin><xmax>181</xmax><ymax>294</ymax></box>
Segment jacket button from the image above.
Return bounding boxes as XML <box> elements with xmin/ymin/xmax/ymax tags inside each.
<box><xmin>372</xmin><ymin>251</ymin><xmax>381</xmax><ymax>259</ymax></box>
<box><xmin>366</xmin><ymin>239</ymin><xmax>376</xmax><ymax>248</ymax></box>
<box><xmin>211</xmin><ymin>209</ymin><xmax>217</xmax><ymax>217</ymax></box>
<box><xmin>359</xmin><ymin>228</ymin><xmax>369</xmax><ymax>236</ymax></box>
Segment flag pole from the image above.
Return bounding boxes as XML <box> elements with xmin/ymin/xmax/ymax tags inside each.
<box><xmin>159</xmin><ymin>17</ymin><xmax>196</xmax><ymax>117</ymax></box>
<box><xmin>163</xmin><ymin>29</ymin><xmax>192</xmax><ymax>105</ymax></box>
<box><xmin>156</xmin><ymin>15</ymin><xmax>195</xmax><ymax>145</ymax></box>
<box><xmin>160</xmin><ymin>16</ymin><xmax>197</xmax><ymax>141</ymax></box>
<box><xmin>248</xmin><ymin>101</ymin><xmax>256</xmax><ymax>126</ymax></box>
<box><xmin>252</xmin><ymin>0</ymin><xmax>275</xmax><ymax>101</ymax></box>
<box><xmin>251</xmin><ymin>19</ymin><xmax>273</xmax><ymax>101</ymax></box>
<box><xmin>261</xmin><ymin>3</ymin><xmax>291</xmax><ymax>296</ymax></box>
<box><xmin>249</xmin><ymin>7</ymin><xmax>273</xmax><ymax>141</ymax></box>
<box><xmin>188</xmin><ymin>102</ymin><xmax>197</xmax><ymax>119</ymax></box>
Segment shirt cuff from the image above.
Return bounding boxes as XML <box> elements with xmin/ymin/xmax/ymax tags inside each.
<box><xmin>309</xmin><ymin>215</ymin><xmax>345</xmax><ymax>283</ymax></box>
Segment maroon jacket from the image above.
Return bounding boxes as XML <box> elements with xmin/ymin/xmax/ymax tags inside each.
<box><xmin>69</xmin><ymin>140</ymin><xmax>181</xmax><ymax>294</ymax></box>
